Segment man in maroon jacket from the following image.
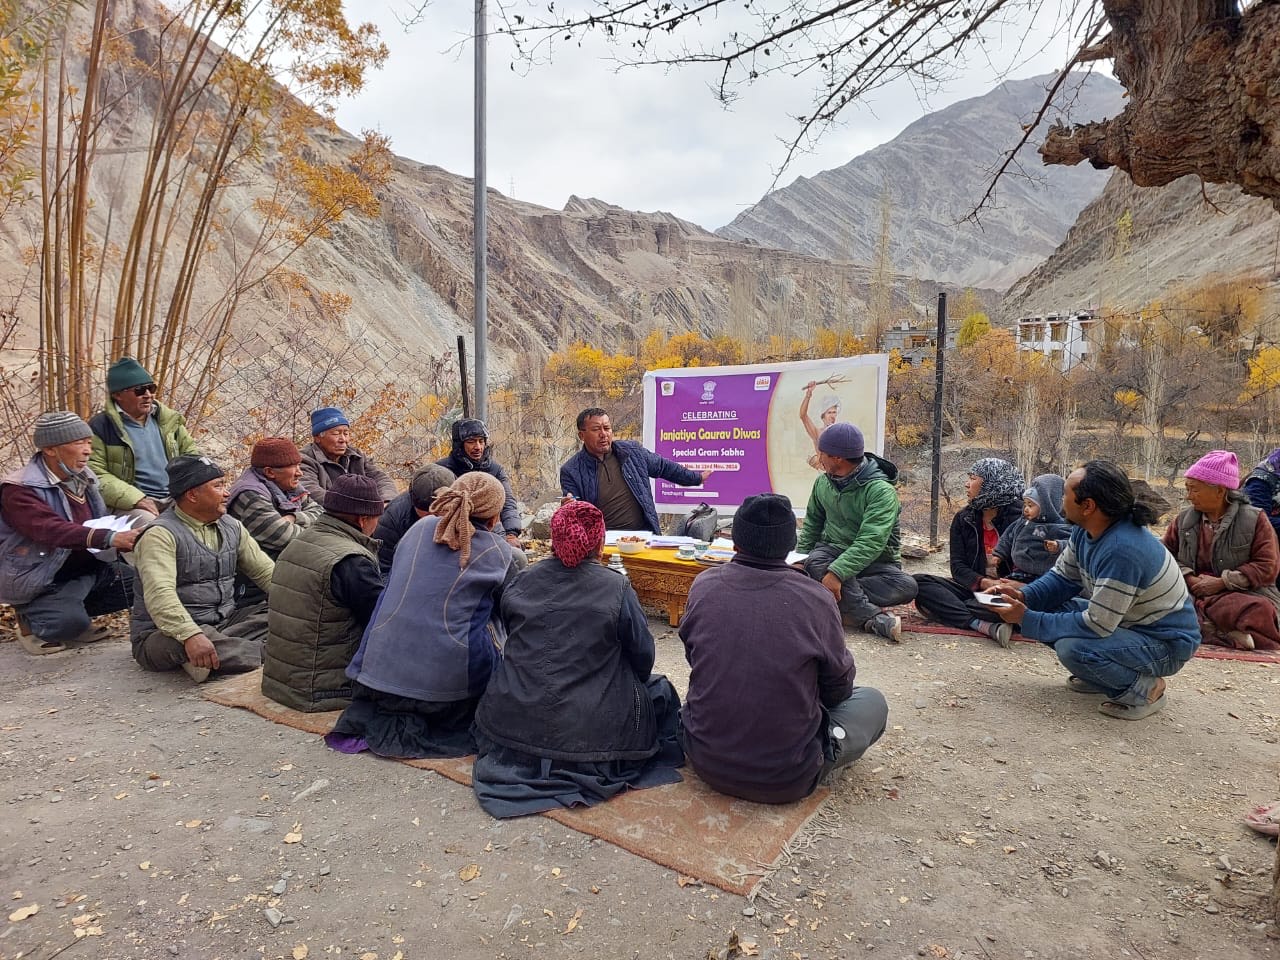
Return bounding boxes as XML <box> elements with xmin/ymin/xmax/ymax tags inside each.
<box><xmin>0</xmin><ymin>412</ymin><xmax>138</xmax><ymax>655</ymax></box>
<box><xmin>679</xmin><ymin>493</ymin><xmax>888</xmax><ymax>803</ymax></box>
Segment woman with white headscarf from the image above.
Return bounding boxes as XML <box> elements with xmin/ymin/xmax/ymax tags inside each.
<box><xmin>326</xmin><ymin>472</ymin><xmax>518</xmax><ymax>759</ymax></box>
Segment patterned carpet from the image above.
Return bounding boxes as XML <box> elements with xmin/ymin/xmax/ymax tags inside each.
<box><xmin>202</xmin><ymin>668</ymin><xmax>828</xmax><ymax>896</ymax></box>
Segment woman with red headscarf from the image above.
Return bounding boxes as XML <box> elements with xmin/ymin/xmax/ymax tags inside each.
<box><xmin>471</xmin><ymin>500</ymin><xmax>684</xmax><ymax>818</ymax></box>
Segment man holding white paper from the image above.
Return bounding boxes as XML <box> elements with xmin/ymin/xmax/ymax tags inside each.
<box><xmin>0</xmin><ymin>412</ymin><xmax>138</xmax><ymax>655</ymax></box>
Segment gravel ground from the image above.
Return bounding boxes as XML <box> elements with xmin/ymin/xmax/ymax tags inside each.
<box><xmin>3</xmin><ymin>567</ymin><xmax>1280</xmax><ymax>960</ymax></box>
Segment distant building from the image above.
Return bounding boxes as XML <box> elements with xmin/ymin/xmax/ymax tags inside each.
<box><xmin>1015</xmin><ymin>310</ymin><xmax>1098</xmax><ymax>372</ymax></box>
<box><xmin>880</xmin><ymin>319</ymin><xmax>955</xmax><ymax>364</ymax></box>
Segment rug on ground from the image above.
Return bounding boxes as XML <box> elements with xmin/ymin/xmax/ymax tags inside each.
<box><xmin>892</xmin><ymin>608</ymin><xmax>1280</xmax><ymax>664</ymax></box>
<box><xmin>201</xmin><ymin>668</ymin><xmax>827</xmax><ymax>896</ymax></box>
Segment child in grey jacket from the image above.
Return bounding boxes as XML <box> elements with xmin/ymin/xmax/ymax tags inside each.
<box><xmin>994</xmin><ymin>474</ymin><xmax>1073</xmax><ymax>583</ymax></box>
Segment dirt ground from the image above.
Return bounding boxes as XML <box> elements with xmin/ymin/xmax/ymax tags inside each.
<box><xmin>3</xmin><ymin>553</ymin><xmax>1280</xmax><ymax>960</ymax></box>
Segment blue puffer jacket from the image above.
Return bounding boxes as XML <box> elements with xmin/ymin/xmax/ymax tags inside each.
<box><xmin>559</xmin><ymin>440</ymin><xmax>702</xmax><ymax>534</ymax></box>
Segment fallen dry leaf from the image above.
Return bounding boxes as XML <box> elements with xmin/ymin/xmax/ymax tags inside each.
<box><xmin>359</xmin><ymin>953</ymin><xmax>377</xmax><ymax>960</ymax></box>
<box><xmin>8</xmin><ymin>904</ymin><xmax>38</xmax><ymax>922</ymax></box>
<box><xmin>114</xmin><ymin>792</ymin><xmax>128</xmax><ymax>800</ymax></box>
<box><xmin>928</xmin><ymin>946</ymin><xmax>950</xmax><ymax>959</ymax></box>
<box><xmin>563</xmin><ymin>907</ymin><xmax>583</xmax><ymax>935</ymax></box>
<box><xmin>279</xmin><ymin>763</ymin><xmax>294</xmax><ymax>771</ymax></box>
<box><xmin>1003</xmin><ymin>845</ymin><xmax>1017</xmax><ymax>854</ymax></box>
<box><xmin>283</xmin><ymin>821</ymin><xmax>303</xmax><ymax>844</ymax></box>
<box><xmin>391</xmin><ymin>953</ymin><xmax>404</xmax><ymax>960</ymax></box>
<box><xmin>676</xmin><ymin>874</ymin><xmax>700</xmax><ymax>888</ymax></box>
<box><xmin>71</xmin><ymin>914</ymin><xmax>99</xmax><ymax>926</ymax></box>
<box><xmin>73</xmin><ymin>927</ymin><xmax>104</xmax><ymax>938</ymax></box>
<box><xmin>292</xmin><ymin>946</ymin><xmax>309</xmax><ymax>959</ymax></box>
<box><xmin>9</xmin><ymin>891</ymin><xmax>20</xmax><ymax>900</ymax></box>
<box><xmin>392</xmin><ymin>936</ymin><xmax>404</xmax><ymax>944</ymax></box>
<box><xmin>138</xmin><ymin>861</ymin><xmax>151</xmax><ymax>871</ymax></box>
<box><xmin>226</xmin><ymin>875</ymin><xmax>242</xmax><ymax>883</ymax></box>
<box><xmin>185</xmin><ymin>820</ymin><xmax>203</xmax><ymax>829</ymax></box>
<box><xmin>458</xmin><ymin>864</ymin><xmax>480</xmax><ymax>883</ymax></box>
<box><xmin>550</xmin><ymin>867</ymin><xmax>561</xmax><ymax>878</ymax></box>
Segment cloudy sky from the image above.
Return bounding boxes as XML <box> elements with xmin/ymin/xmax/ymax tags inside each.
<box><xmin>337</xmin><ymin>0</ymin><xmax>1096</xmax><ymax>230</ymax></box>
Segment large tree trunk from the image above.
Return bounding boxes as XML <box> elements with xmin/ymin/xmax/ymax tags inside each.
<box><xmin>1042</xmin><ymin>1</ymin><xmax>1280</xmax><ymax>209</ymax></box>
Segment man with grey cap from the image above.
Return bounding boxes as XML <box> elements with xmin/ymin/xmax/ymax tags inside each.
<box><xmin>372</xmin><ymin>463</ymin><xmax>456</xmax><ymax>578</ymax></box>
<box><xmin>0</xmin><ymin>412</ymin><xmax>138</xmax><ymax>655</ymax></box>
<box><xmin>798</xmin><ymin>422</ymin><xmax>917</xmax><ymax>642</ymax></box>
<box><xmin>680</xmin><ymin>493</ymin><xmax>888</xmax><ymax>803</ymax></box>
<box><xmin>130</xmin><ymin>455</ymin><xmax>274</xmax><ymax>682</ymax></box>
<box><xmin>88</xmin><ymin>356</ymin><xmax>200</xmax><ymax>521</ymax></box>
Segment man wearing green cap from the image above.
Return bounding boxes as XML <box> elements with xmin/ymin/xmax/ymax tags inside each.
<box><xmin>89</xmin><ymin>356</ymin><xmax>200</xmax><ymax>522</ymax></box>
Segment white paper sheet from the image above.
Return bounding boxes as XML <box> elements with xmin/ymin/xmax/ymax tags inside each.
<box><xmin>83</xmin><ymin>514</ymin><xmax>138</xmax><ymax>553</ymax></box>
<box><xmin>973</xmin><ymin>591</ymin><xmax>1012</xmax><ymax>606</ymax></box>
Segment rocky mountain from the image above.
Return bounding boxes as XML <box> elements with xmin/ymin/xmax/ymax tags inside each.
<box><xmin>1001</xmin><ymin>170</ymin><xmax>1280</xmax><ymax>318</ymax></box>
<box><xmin>716</xmin><ymin>73</ymin><xmax>1124</xmax><ymax>291</ymax></box>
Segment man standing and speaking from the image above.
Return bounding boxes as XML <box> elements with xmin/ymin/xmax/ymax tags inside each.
<box><xmin>560</xmin><ymin>407</ymin><xmax>710</xmax><ymax>533</ymax></box>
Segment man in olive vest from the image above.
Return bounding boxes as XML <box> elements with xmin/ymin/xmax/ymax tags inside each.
<box><xmin>263</xmin><ymin>475</ymin><xmax>385</xmax><ymax>711</ymax></box>
<box><xmin>130</xmin><ymin>456</ymin><xmax>274</xmax><ymax>683</ymax></box>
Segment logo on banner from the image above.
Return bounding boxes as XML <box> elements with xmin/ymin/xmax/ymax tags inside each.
<box><xmin>660</xmin><ymin>380</ymin><xmax>675</xmax><ymax>396</ymax></box>
<box><xmin>754</xmin><ymin>375</ymin><xmax>771</xmax><ymax>390</ymax></box>
<box><xmin>699</xmin><ymin>380</ymin><xmax>717</xmax><ymax>404</ymax></box>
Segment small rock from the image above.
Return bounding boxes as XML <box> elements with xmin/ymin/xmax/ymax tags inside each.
<box><xmin>1216</xmin><ymin>855</ymin><xmax>1232</xmax><ymax>872</ymax></box>
<box><xmin>1204</xmin><ymin>904</ymin><xmax>1220</xmax><ymax>915</ymax></box>
<box><xmin>1093</xmin><ymin>851</ymin><xmax>1111</xmax><ymax>869</ymax></box>
<box><xmin>318</xmin><ymin>865</ymin><xmax>331</xmax><ymax>876</ymax></box>
<box><xmin>263</xmin><ymin>907</ymin><xmax>283</xmax><ymax>928</ymax></box>
<box><xmin>920</xmin><ymin>856</ymin><xmax>934</xmax><ymax>869</ymax></box>
<box><xmin>914</xmin><ymin>698</ymin><xmax>928</xmax><ymax>710</ymax></box>
<box><xmin>167</xmin><ymin>946</ymin><xmax>179</xmax><ymax>956</ymax></box>
<box><xmin>49</xmin><ymin>795</ymin><xmax>62</xmax><ymax>803</ymax></box>
<box><xmin>271</xmin><ymin>880</ymin><xmax>286</xmax><ymax>895</ymax></box>
<box><xmin>742</xmin><ymin>906</ymin><xmax>756</xmax><ymax>917</ymax></box>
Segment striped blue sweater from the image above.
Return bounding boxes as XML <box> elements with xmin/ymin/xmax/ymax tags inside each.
<box><xmin>1021</xmin><ymin>518</ymin><xmax>1198</xmax><ymax>644</ymax></box>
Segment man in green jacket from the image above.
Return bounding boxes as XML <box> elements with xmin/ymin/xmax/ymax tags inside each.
<box><xmin>797</xmin><ymin>423</ymin><xmax>917</xmax><ymax>642</ymax></box>
<box><xmin>88</xmin><ymin>357</ymin><xmax>200</xmax><ymax>522</ymax></box>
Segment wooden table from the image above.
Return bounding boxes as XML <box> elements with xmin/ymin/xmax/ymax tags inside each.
<box><xmin>604</xmin><ymin>546</ymin><xmax>711</xmax><ymax>626</ymax></box>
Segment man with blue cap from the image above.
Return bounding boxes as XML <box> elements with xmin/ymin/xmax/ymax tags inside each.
<box><xmin>299</xmin><ymin>407</ymin><xmax>397</xmax><ymax>504</ymax></box>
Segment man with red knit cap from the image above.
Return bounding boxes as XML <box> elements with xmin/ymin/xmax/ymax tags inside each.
<box><xmin>227</xmin><ymin>437</ymin><xmax>322</xmax><ymax>606</ymax></box>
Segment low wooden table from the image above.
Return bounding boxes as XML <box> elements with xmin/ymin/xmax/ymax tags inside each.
<box><xmin>604</xmin><ymin>546</ymin><xmax>711</xmax><ymax>626</ymax></box>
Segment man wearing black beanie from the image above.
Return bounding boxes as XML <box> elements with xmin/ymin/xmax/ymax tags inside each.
<box><xmin>678</xmin><ymin>494</ymin><xmax>888</xmax><ymax>804</ymax></box>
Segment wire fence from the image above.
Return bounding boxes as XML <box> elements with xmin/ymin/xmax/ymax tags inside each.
<box><xmin>4</xmin><ymin>314</ymin><xmax>1280</xmax><ymax>534</ymax></box>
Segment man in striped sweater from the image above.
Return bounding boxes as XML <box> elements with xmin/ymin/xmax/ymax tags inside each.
<box><xmin>992</xmin><ymin>460</ymin><xmax>1200</xmax><ymax>720</ymax></box>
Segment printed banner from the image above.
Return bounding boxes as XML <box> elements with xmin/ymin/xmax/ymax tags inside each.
<box><xmin>642</xmin><ymin>355</ymin><xmax>888</xmax><ymax>514</ymax></box>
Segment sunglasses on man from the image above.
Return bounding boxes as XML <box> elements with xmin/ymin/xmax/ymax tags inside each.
<box><xmin>132</xmin><ymin>383</ymin><xmax>158</xmax><ymax>396</ymax></box>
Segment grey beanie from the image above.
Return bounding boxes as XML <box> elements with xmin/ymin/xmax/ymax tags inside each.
<box><xmin>732</xmin><ymin>493</ymin><xmax>797</xmax><ymax>560</ymax></box>
<box><xmin>33</xmin><ymin>411</ymin><xmax>93</xmax><ymax>450</ymax></box>
<box><xmin>410</xmin><ymin>463</ymin><xmax>457</xmax><ymax>510</ymax></box>
<box><xmin>817</xmin><ymin>422</ymin><xmax>865</xmax><ymax>461</ymax></box>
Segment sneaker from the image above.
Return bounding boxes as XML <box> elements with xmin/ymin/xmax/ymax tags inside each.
<box><xmin>864</xmin><ymin>613</ymin><xmax>903</xmax><ymax>643</ymax></box>
<box><xmin>181</xmin><ymin>661</ymin><xmax>211</xmax><ymax>684</ymax></box>
<box><xmin>1224</xmin><ymin>630</ymin><xmax>1256</xmax><ymax>651</ymax></box>
<box><xmin>15</xmin><ymin>615</ymin><xmax>66</xmax><ymax>656</ymax></box>
<box><xmin>990</xmin><ymin>622</ymin><xmax>1013</xmax><ymax>649</ymax></box>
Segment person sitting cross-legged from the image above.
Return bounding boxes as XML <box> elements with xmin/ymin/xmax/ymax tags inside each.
<box><xmin>263</xmin><ymin>475</ymin><xmax>386</xmax><ymax>712</ymax></box>
<box><xmin>326</xmin><ymin>473</ymin><xmax>517</xmax><ymax>759</ymax></box>
<box><xmin>798</xmin><ymin>423</ymin><xmax>917</xmax><ymax>642</ymax></box>
<box><xmin>130</xmin><ymin>456</ymin><xmax>274</xmax><ymax>683</ymax></box>
<box><xmin>226</xmin><ymin>436</ymin><xmax>322</xmax><ymax>606</ymax></box>
<box><xmin>1161</xmin><ymin>450</ymin><xmax>1280</xmax><ymax>651</ymax></box>
<box><xmin>680</xmin><ymin>493</ymin><xmax>889</xmax><ymax>804</ymax></box>
<box><xmin>0</xmin><ymin>412</ymin><xmax>138</xmax><ymax>655</ymax></box>
<box><xmin>471</xmin><ymin>499</ymin><xmax>684</xmax><ymax>818</ymax></box>
<box><xmin>991</xmin><ymin>460</ymin><xmax>1201</xmax><ymax>721</ymax></box>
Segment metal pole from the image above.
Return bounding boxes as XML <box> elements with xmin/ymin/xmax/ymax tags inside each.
<box><xmin>473</xmin><ymin>0</ymin><xmax>488</xmax><ymax>421</ymax></box>
<box><xmin>929</xmin><ymin>292</ymin><xmax>947</xmax><ymax>547</ymax></box>
<box><xmin>457</xmin><ymin>334</ymin><xmax>470</xmax><ymax>418</ymax></box>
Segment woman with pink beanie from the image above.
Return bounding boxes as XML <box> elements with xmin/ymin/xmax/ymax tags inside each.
<box><xmin>1161</xmin><ymin>450</ymin><xmax>1280</xmax><ymax>651</ymax></box>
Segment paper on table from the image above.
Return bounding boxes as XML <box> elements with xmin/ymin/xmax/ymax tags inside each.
<box><xmin>650</xmin><ymin>535</ymin><xmax>701</xmax><ymax>547</ymax></box>
<box><xmin>974</xmin><ymin>591</ymin><xmax>1011</xmax><ymax>606</ymax></box>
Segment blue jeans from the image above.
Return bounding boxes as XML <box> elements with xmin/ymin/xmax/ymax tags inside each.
<box><xmin>1043</xmin><ymin>602</ymin><xmax>1198</xmax><ymax>705</ymax></box>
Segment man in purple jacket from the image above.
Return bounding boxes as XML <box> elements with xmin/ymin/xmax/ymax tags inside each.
<box><xmin>679</xmin><ymin>493</ymin><xmax>888</xmax><ymax>803</ymax></box>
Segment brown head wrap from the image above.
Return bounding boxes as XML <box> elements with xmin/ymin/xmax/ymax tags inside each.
<box><xmin>551</xmin><ymin>500</ymin><xmax>606</xmax><ymax>568</ymax></box>
<box><xmin>431</xmin><ymin>472</ymin><xmax>506</xmax><ymax>567</ymax></box>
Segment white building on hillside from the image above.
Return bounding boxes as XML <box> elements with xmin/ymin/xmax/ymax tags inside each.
<box><xmin>1015</xmin><ymin>311</ymin><xmax>1099</xmax><ymax>372</ymax></box>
